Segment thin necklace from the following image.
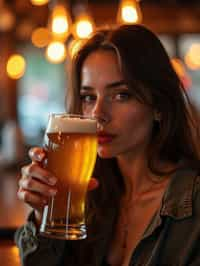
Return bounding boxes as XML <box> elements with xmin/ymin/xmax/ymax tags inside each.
<box><xmin>117</xmin><ymin>199</ymin><xmax>135</xmax><ymax>264</ymax></box>
<box><xmin>119</xmin><ymin>191</ymin><xmax>164</xmax><ymax>262</ymax></box>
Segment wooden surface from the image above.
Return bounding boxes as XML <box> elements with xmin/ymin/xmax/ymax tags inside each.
<box><xmin>0</xmin><ymin>170</ymin><xmax>30</xmax><ymax>231</ymax></box>
<box><xmin>0</xmin><ymin>170</ymin><xmax>31</xmax><ymax>266</ymax></box>
<box><xmin>0</xmin><ymin>240</ymin><xmax>21</xmax><ymax>266</ymax></box>
<box><xmin>0</xmin><ymin>171</ymin><xmax>29</xmax><ymax>265</ymax></box>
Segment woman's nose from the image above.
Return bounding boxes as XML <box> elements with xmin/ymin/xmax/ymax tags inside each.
<box><xmin>91</xmin><ymin>98</ymin><xmax>110</xmax><ymax>124</ymax></box>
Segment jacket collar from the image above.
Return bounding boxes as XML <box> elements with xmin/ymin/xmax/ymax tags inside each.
<box><xmin>142</xmin><ymin>167</ymin><xmax>197</xmax><ymax>240</ymax></box>
<box><xmin>160</xmin><ymin>167</ymin><xmax>197</xmax><ymax>219</ymax></box>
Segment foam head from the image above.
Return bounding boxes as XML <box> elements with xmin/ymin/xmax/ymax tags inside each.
<box><xmin>46</xmin><ymin>114</ymin><xmax>97</xmax><ymax>134</ymax></box>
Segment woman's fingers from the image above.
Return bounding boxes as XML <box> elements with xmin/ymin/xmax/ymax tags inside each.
<box><xmin>21</xmin><ymin>162</ymin><xmax>57</xmax><ymax>186</ymax></box>
<box><xmin>17</xmin><ymin>187</ymin><xmax>48</xmax><ymax>210</ymax></box>
<box><xmin>19</xmin><ymin>176</ymin><xmax>57</xmax><ymax>197</ymax></box>
<box><xmin>20</xmin><ymin>162</ymin><xmax>97</xmax><ymax>193</ymax></box>
<box><xmin>29</xmin><ymin>147</ymin><xmax>46</xmax><ymax>163</ymax></box>
<box><xmin>18</xmin><ymin>160</ymin><xmax>57</xmax><ymax>213</ymax></box>
<box><xmin>27</xmin><ymin>147</ymin><xmax>98</xmax><ymax>191</ymax></box>
<box><xmin>19</xmin><ymin>145</ymin><xmax>98</xmax><ymax>215</ymax></box>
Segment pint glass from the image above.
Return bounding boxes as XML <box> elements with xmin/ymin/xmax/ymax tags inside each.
<box><xmin>40</xmin><ymin>114</ymin><xmax>97</xmax><ymax>240</ymax></box>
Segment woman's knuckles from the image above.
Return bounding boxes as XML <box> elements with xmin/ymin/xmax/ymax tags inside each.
<box><xmin>29</xmin><ymin>147</ymin><xmax>45</xmax><ymax>161</ymax></box>
<box><xmin>23</xmin><ymin>177</ymin><xmax>34</xmax><ymax>189</ymax></box>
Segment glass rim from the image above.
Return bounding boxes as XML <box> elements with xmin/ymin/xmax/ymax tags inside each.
<box><xmin>49</xmin><ymin>113</ymin><xmax>96</xmax><ymax>120</ymax></box>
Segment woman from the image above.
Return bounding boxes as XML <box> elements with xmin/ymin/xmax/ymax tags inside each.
<box><xmin>16</xmin><ymin>24</ymin><xmax>200</xmax><ymax>266</ymax></box>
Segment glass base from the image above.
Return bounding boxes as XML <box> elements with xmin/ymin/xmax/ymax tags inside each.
<box><xmin>40</xmin><ymin>224</ymin><xmax>87</xmax><ymax>240</ymax></box>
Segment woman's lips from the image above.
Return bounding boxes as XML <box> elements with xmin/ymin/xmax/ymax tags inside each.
<box><xmin>97</xmin><ymin>133</ymin><xmax>116</xmax><ymax>144</ymax></box>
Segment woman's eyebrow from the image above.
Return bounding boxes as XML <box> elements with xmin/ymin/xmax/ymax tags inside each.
<box><xmin>106</xmin><ymin>80</ymin><xmax>127</xmax><ymax>89</ymax></box>
<box><xmin>80</xmin><ymin>80</ymin><xmax>127</xmax><ymax>92</ymax></box>
<box><xmin>80</xmin><ymin>86</ymin><xmax>94</xmax><ymax>92</ymax></box>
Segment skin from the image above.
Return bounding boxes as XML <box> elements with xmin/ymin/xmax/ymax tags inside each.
<box><xmin>80</xmin><ymin>51</ymin><xmax>172</xmax><ymax>265</ymax></box>
<box><xmin>81</xmin><ymin>50</ymin><xmax>154</xmax><ymax>159</ymax></box>
<box><xmin>80</xmin><ymin>50</ymin><xmax>161</xmax><ymax>197</ymax></box>
<box><xmin>18</xmin><ymin>50</ymin><xmax>172</xmax><ymax>265</ymax></box>
<box><xmin>18</xmin><ymin>148</ymin><xmax>98</xmax><ymax>224</ymax></box>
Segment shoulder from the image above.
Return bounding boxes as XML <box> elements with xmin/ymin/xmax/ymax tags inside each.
<box><xmin>15</xmin><ymin>211</ymin><xmax>67</xmax><ymax>264</ymax></box>
<box><xmin>191</xmin><ymin>175</ymin><xmax>200</xmax><ymax>217</ymax></box>
<box><xmin>193</xmin><ymin>175</ymin><xmax>200</xmax><ymax>195</ymax></box>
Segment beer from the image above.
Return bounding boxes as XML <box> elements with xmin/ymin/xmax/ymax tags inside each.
<box><xmin>40</xmin><ymin>114</ymin><xmax>97</xmax><ymax>240</ymax></box>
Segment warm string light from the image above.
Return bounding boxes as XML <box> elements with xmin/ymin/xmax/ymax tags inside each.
<box><xmin>6</xmin><ymin>54</ymin><xmax>26</xmax><ymax>79</ymax></box>
<box><xmin>74</xmin><ymin>15</ymin><xmax>94</xmax><ymax>39</ymax></box>
<box><xmin>72</xmin><ymin>0</ymin><xmax>94</xmax><ymax>38</ymax></box>
<box><xmin>0</xmin><ymin>2</ymin><xmax>15</xmax><ymax>32</ymax></box>
<box><xmin>30</xmin><ymin>0</ymin><xmax>49</xmax><ymax>6</ymax></box>
<box><xmin>44</xmin><ymin>2</ymin><xmax>71</xmax><ymax>63</ymax></box>
<box><xmin>8</xmin><ymin>0</ymin><xmax>143</xmax><ymax>68</ymax></box>
<box><xmin>117</xmin><ymin>0</ymin><xmax>142</xmax><ymax>24</ymax></box>
<box><xmin>45</xmin><ymin>41</ymin><xmax>67</xmax><ymax>63</ymax></box>
<box><xmin>184</xmin><ymin>43</ymin><xmax>200</xmax><ymax>70</ymax></box>
<box><xmin>50</xmin><ymin>4</ymin><xmax>71</xmax><ymax>41</ymax></box>
<box><xmin>31</xmin><ymin>27</ymin><xmax>51</xmax><ymax>48</ymax></box>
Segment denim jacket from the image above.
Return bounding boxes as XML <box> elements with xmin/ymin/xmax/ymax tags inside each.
<box><xmin>15</xmin><ymin>168</ymin><xmax>200</xmax><ymax>266</ymax></box>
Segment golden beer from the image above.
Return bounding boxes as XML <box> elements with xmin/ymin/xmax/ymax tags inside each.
<box><xmin>40</xmin><ymin>114</ymin><xmax>97</xmax><ymax>240</ymax></box>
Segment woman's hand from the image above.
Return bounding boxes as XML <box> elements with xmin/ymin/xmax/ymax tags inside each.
<box><xmin>17</xmin><ymin>147</ymin><xmax>99</xmax><ymax>225</ymax></box>
<box><xmin>17</xmin><ymin>147</ymin><xmax>57</xmax><ymax>225</ymax></box>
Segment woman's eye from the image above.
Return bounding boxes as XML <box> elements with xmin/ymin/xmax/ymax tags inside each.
<box><xmin>80</xmin><ymin>94</ymin><xmax>96</xmax><ymax>103</ymax></box>
<box><xmin>114</xmin><ymin>92</ymin><xmax>131</xmax><ymax>101</ymax></box>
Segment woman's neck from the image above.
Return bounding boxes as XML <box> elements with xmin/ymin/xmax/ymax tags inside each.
<box><xmin>117</xmin><ymin>153</ymin><xmax>171</xmax><ymax>201</ymax></box>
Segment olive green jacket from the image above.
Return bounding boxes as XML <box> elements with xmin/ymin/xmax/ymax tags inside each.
<box><xmin>15</xmin><ymin>168</ymin><xmax>200</xmax><ymax>265</ymax></box>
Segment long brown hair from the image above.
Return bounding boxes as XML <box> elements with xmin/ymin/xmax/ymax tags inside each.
<box><xmin>65</xmin><ymin>24</ymin><xmax>200</xmax><ymax>264</ymax></box>
<box><xmin>67</xmin><ymin>24</ymin><xmax>200</xmax><ymax>172</ymax></box>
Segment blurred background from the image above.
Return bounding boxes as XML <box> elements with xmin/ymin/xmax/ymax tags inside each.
<box><xmin>0</xmin><ymin>0</ymin><xmax>200</xmax><ymax>151</ymax></box>
<box><xmin>0</xmin><ymin>0</ymin><xmax>200</xmax><ymax>264</ymax></box>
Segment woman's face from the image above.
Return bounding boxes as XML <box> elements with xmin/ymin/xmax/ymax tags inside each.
<box><xmin>80</xmin><ymin>50</ymin><xmax>154</xmax><ymax>159</ymax></box>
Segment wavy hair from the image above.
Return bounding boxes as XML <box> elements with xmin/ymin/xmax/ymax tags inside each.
<box><xmin>67</xmin><ymin>24</ymin><xmax>200</xmax><ymax>174</ymax></box>
<box><xmin>64</xmin><ymin>24</ymin><xmax>200</xmax><ymax>265</ymax></box>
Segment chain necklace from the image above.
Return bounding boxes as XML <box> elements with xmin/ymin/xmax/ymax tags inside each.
<box><xmin>118</xmin><ymin>191</ymin><xmax>166</xmax><ymax>265</ymax></box>
<box><xmin>109</xmin><ymin>175</ymin><xmax>171</xmax><ymax>266</ymax></box>
<box><xmin>114</xmin><ymin>199</ymin><xmax>137</xmax><ymax>265</ymax></box>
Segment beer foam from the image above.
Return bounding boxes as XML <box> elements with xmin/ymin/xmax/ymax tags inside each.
<box><xmin>46</xmin><ymin>115</ymin><xmax>97</xmax><ymax>134</ymax></box>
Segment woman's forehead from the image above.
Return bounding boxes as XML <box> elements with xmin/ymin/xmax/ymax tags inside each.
<box><xmin>82</xmin><ymin>49</ymin><xmax>118</xmax><ymax>66</ymax></box>
<box><xmin>81</xmin><ymin>51</ymin><xmax>123</xmax><ymax>85</ymax></box>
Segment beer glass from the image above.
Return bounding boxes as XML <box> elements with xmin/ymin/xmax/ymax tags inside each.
<box><xmin>40</xmin><ymin>113</ymin><xmax>97</xmax><ymax>240</ymax></box>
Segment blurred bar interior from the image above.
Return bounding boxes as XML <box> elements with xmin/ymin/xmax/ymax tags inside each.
<box><xmin>0</xmin><ymin>0</ymin><xmax>200</xmax><ymax>264</ymax></box>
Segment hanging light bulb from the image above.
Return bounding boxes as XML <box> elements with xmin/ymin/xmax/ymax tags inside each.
<box><xmin>117</xmin><ymin>0</ymin><xmax>142</xmax><ymax>24</ymax></box>
<box><xmin>31</xmin><ymin>27</ymin><xmax>51</xmax><ymax>48</ymax></box>
<box><xmin>0</xmin><ymin>2</ymin><xmax>15</xmax><ymax>32</ymax></box>
<box><xmin>45</xmin><ymin>41</ymin><xmax>67</xmax><ymax>64</ymax></box>
<box><xmin>74</xmin><ymin>14</ymin><xmax>94</xmax><ymax>39</ymax></box>
<box><xmin>6</xmin><ymin>54</ymin><xmax>26</xmax><ymax>79</ymax></box>
<box><xmin>72</xmin><ymin>1</ymin><xmax>95</xmax><ymax>39</ymax></box>
<box><xmin>184</xmin><ymin>43</ymin><xmax>200</xmax><ymax>70</ymax></box>
<box><xmin>49</xmin><ymin>3</ymin><xmax>71</xmax><ymax>41</ymax></box>
<box><xmin>30</xmin><ymin>0</ymin><xmax>49</xmax><ymax>6</ymax></box>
